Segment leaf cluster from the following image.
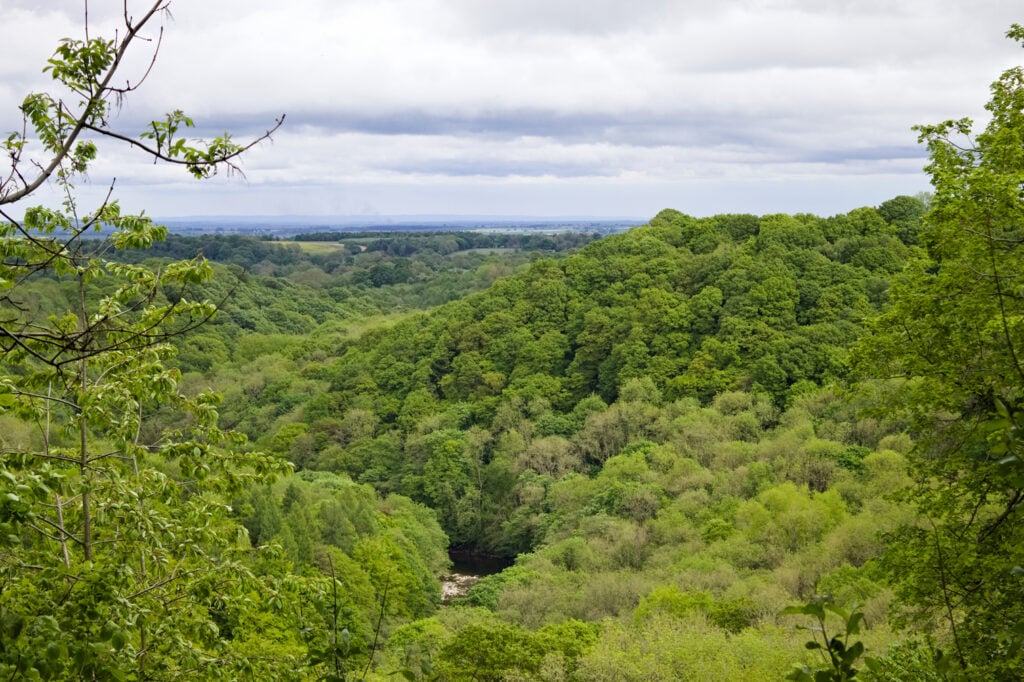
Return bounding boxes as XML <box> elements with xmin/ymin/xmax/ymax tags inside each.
<box><xmin>784</xmin><ymin>596</ymin><xmax>867</xmax><ymax>681</ymax></box>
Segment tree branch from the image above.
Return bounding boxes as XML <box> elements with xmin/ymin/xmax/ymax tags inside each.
<box><xmin>1</xmin><ymin>1</ymin><xmax>169</xmax><ymax>205</ymax></box>
<box><xmin>81</xmin><ymin>114</ymin><xmax>285</xmax><ymax>178</ymax></box>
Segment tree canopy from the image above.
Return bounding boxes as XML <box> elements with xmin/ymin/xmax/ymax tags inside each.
<box><xmin>854</xmin><ymin>23</ymin><xmax>1024</xmax><ymax>677</ymax></box>
<box><xmin>4</xmin><ymin>4</ymin><xmax>1024</xmax><ymax>681</ymax></box>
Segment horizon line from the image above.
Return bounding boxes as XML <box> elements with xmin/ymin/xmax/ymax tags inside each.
<box><xmin>156</xmin><ymin>213</ymin><xmax>649</xmax><ymax>223</ymax></box>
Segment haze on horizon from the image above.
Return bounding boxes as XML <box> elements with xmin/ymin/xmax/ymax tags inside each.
<box><xmin>1</xmin><ymin>0</ymin><xmax>1021</xmax><ymax>221</ymax></box>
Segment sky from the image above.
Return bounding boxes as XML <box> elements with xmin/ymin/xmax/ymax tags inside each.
<box><xmin>1</xmin><ymin>0</ymin><xmax>1022</xmax><ymax>221</ymax></box>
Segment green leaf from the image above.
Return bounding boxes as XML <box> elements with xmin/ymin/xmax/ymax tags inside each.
<box><xmin>845</xmin><ymin>612</ymin><xmax>864</xmax><ymax>636</ymax></box>
<box><xmin>842</xmin><ymin>641</ymin><xmax>865</xmax><ymax>665</ymax></box>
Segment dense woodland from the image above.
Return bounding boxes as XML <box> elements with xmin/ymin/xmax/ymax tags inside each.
<box><xmin>203</xmin><ymin>200</ymin><xmax>929</xmax><ymax>679</ymax></box>
<box><xmin>0</xmin><ymin>195</ymin><xmax>975</xmax><ymax>679</ymax></box>
<box><xmin>3</xmin><ymin>5</ymin><xmax>1024</xmax><ymax>680</ymax></box>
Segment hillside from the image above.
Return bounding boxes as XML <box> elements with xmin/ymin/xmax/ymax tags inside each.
<box><xmin>210</xmin><ymin>199</ymin><xmax>930</xmax><ymax>678</ymax></box>
<box><xmin>0</xmin><ymin>192</ymin><xmax>1013</xmax><ymax>679</ymax></box>
<box><xmin>6</xmin><ymin>6</ymin><xmax>1023</xmax><ymax>679</ymax></box>
<box><xmin>298</xmin><ymin>200</ymin><xmax>921</xmax><ymax>549</ymax></box>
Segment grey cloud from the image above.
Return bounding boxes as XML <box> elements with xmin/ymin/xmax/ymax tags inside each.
<box><xmin>293</xmin><ymin>110</ymin><xmax>608</xmax><ymax>138</ymax></box>
<box><xmin>797</xmin><ymin>145</ymin><xmax>925</xmax><ymax>164</ymax></box>
<box><xmin>289</xmin><ymin>108</ymin><xmax>794</xmax><ymax>147</ymax></box>
<box><xmin>384</xmin><ymin>158</ymin><xmax>619</xmax><ymax>179</ymax></box>
<box><xmin>445</xmin><ymin>0</ymin><xmax>690</xmax><ymax>36</ymax></box>
<box><xmin>2</xmin><ymin>0</ymin><xmax>1018</xmax><ymax>219</ymax></box>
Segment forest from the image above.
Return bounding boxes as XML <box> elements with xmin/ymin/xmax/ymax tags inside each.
<box><xmin>3</xmin><ymin>4</ymin><xmax>1024</xmax><ymax>681</ymax></box>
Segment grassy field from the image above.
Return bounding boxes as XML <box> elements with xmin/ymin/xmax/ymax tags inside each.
<box><xmin>278</xmin><ymin>240</ymin><xmax>366</xmax><ymax>254</ymax></box>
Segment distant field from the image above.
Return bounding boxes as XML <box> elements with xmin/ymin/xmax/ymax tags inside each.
<box><xmin>457</xmin><ymin>247</ymin><xmax>517</xmax><ymax>255</ymax></box>
<box><xmin>278</xmin><ymin>241</ymin><xmax>366</xmax><ymax>253</ymax></box>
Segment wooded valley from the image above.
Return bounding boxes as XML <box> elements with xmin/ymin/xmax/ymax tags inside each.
<box><xmin>4</xmin><ymin>4</ymin><xmax>1024</xmax><ymax>680</ymax></box>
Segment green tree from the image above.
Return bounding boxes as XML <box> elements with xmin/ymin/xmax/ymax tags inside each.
<box><xmin>855</xmin><ymin>24</ymin><xmax>1024</xmax><ymax>677</ymax></box>
<box><xmin>421</xmin><ymin>430</ymin><xmax>478</xmax><ymax>542</ymax></box>
<box><xmin>0</xmin><ymin>3</ymin><xmax>291</xmax><ymax>678</ymax></box>
<box><xmin>877</xmin><ymin>195</ymin><xmax>927</xmax><ymax>245</ymax></box>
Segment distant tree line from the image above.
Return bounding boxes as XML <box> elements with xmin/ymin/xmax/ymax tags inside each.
<box><xmin>294</xmin><ymin>230</ymin><xmax>600</xmax><ymax>254</ymax></box>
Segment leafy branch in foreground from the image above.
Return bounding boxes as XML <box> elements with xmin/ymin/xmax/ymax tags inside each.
<box><xmin>785</xmin><ymin>596</ymin><xmax>868</xmax><ymax>682</ymax></box>
<box><xmin>853</xmin><ymin>22</ymin><xmax>1024</xmax><ymax>680</ymax></box>
<box><xmin>0</xmin><ymin>0</ymin><xmax>283</xmax><ymax>206</ymax></box>
<box><xmin>0</xmin><ymin>2</ymin><xmax>295</xmax><ymax>678</ymax></box>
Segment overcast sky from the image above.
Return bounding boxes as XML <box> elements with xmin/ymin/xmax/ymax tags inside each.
<box><xmin>2</xmin><ymin>0</ymin><xmax>1022</xmax><ymax>221</ymax></box>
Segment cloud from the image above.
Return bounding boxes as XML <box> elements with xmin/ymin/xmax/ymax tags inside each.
<box><xmin>1</xmin><ymin>0</ymin><xmax>1021</xmax><ymax>218</ymax></box>
<box><xmin>445</xmin><ymin>0</ymin><xmax>688</xmax><ymax>36</ymax></box>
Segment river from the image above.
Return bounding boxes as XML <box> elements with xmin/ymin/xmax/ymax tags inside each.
<box><xmin>441</xmin><ymin>550</ymin><xmax>514</xmax><ymax>603</ymax></box>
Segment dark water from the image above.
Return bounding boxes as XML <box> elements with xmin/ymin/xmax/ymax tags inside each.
<box><xmin>441</xmin><ymin>550</ymin><xmax>514</xmax><ymax>603</ymax></box>
<box><xmin>449</xmin><ymin>550</ymin><xmax>514</xmax><ymax>576</ymax></box>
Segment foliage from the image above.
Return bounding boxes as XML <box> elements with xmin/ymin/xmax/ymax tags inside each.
<box><xmin>572</xmin><ymin>614</ymin><xmax>800</xmax><ymax>680</ymax></box>
<box><xmin>784</xmin><ymin>596</ymin><xmax>867</xmax><ymax>681</ymax></box>
<box><xmin>0</xmin><ymin>3</ymin><xmax>303</xmax><ymax>678</ymax></box>
<box><xmin>284</xmin><ymin>198</ymin><xmax>922</xmax><ymax>555</ymax></box>
<box><xmin>379</xmin><ymin>609</ymin><xmax>599</xmax><ymax>682</ymax></box>
<box><xmin>5</xmin><ymin>4</ymin><xmax>1016</xmax><ymax>680</ymax></box>
<box><xmin>853</xmin><ymin>24</ymin><xmax>1024</xmax><ymax>677</ymax></box>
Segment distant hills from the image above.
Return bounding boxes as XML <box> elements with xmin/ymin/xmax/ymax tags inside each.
<box><xmin>157</xmin><ymin>214</ymin><xmax>646</xmax><ymax>237</ymax></box>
